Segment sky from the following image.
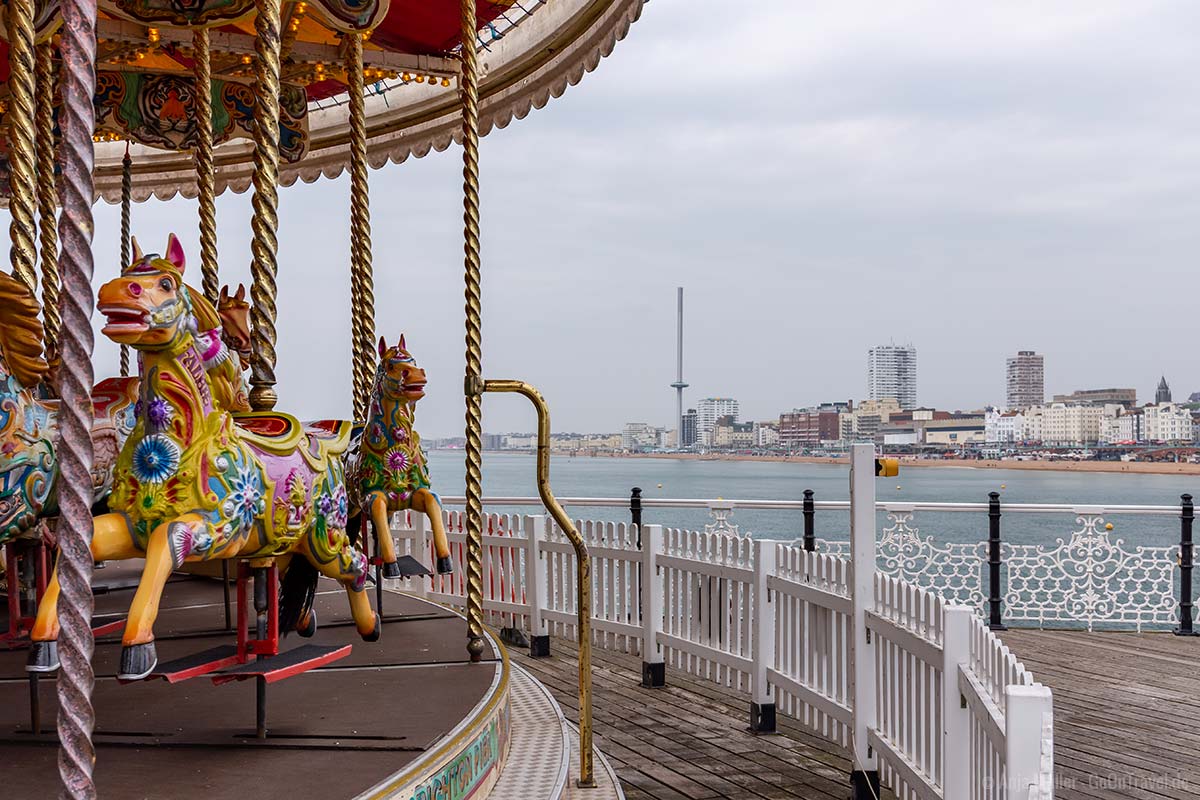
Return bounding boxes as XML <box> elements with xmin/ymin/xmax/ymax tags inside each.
<box><xmin>45</xmin><ymin>1</ymin><xmax>1200</xmax><ymax>436</ymax></box>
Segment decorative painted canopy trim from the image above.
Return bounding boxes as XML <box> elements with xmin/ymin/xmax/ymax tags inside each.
<box><xmin>88</xmin><ymin>0</ymin><xmax>645</xmax><ymax>204</ymax></box>
<box><xmin>0</xmin><ymin>0</ymin><xmax>391</xmax><ymax>34</ymax></box>
<box><xmin>94</xmin><ymin>72</ymin><xmax>309</xmax><ymax>162</ymax></box>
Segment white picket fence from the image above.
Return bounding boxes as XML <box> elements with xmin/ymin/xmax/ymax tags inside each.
<box><xmin>389</xmin><ymin>448</ymin><xmax>1054</xmax><ymax>799</ymax></box>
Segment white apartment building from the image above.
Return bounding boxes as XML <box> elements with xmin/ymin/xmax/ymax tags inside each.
<box><xmin>1099</xmin><ymin>411</ymin><xmax>1143</xmax><ymax>444</ymax></box>
<box><xmin>985</xmin><ymin>408</ymin><xmax>1026</xmax><ymax>443</ymax></box>
<box><xmin>867</xmin><ymin>344</ymin><xmax>917</xmax><ymax>409</ymax></box>
<box><xmin>621</xmin><ymin>422</ymin><xmax>659</xmax><ymax>451</ymax></box>
<box><xmin>1038</xmin><ymin>403</ymin><xmax>1105</xmax><ymax>445</ymax></box>
<box><xmin>754</xmin><ymin>423</ymin><xmax>780</xmax><ymax>447</ymax></box>
<box><xmin>696</xmin><ymin>397</ymin><xmax>739</xmax><ymax>439</ymax></box>
<box><xmin>1144</xmin><ymin>403</ymin><xmax>1194</xmax><ymax>443</ymax></box>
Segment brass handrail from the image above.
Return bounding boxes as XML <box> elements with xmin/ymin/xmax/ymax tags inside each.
<box><xmin>483</xmin><ymin>379</ymin><xmax>595</xmax><ymax>788</ymax></box>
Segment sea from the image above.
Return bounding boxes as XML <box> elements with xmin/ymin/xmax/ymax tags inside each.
<box><xmin>426</xmin><ymin>450</ymin><xmax>1200</xmax><ymax>549</ymax></box>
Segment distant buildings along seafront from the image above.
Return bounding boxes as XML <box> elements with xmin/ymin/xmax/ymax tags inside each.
<box><xmin>457</xmin><ymin>348</ymin><xmax>1200</xmax><ymax>458</ymax></box>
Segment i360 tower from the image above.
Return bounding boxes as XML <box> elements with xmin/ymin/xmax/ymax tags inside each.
<box><xmin>670</xmin><ymin>287</ymin><xmax>688</xmax><ymax>443</ymax></box>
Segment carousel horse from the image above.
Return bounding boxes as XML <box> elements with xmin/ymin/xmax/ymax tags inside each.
<box><xmin>217</xmin><ymin>284</ymin><xmax>252</xmax><ymax>372</ymax></box>
<box><xmin>348</xmin><ymin>336</ymin><xmax>453</xmax><ymax>578</ymax></box>
<box><xmin>0</xmin><ymin>251</ymin><xmax>252</xmax><ymax>549</ymax></box>
<box><xmin>0</xmin><ymin>271</ymin><xmax>139</xmax><ymax>547</ymax></box>
<box><xmin>27</xmin><ymin>235</ymin><xmax>376</xmax><ymax>680</ymax></box>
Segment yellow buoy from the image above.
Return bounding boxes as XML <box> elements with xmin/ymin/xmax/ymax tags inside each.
<box><xmin>1105</xmin><ymin>523</ymin><xmax>1114</xmax><ymax>530</ymax></box>
<box><xmin>1000</xmin><ymin>484</ymin><xmax>1006</xmax><ymax>489</ymax></box>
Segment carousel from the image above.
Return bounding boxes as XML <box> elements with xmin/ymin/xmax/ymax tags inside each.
<box><xmin>0</xmin><ymin>0</ymin><xmax>643</xmax><ymax>797</ymax></box>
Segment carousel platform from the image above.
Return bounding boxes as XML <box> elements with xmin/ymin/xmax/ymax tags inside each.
<box><xmin>0</xmin><ymin>562</ymin><xmax>621</xmax><ymax>800</ymax></box>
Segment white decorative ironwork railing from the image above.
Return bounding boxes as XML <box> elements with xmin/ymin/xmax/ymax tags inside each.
<box><xmin>416</xmin><ymin>446</ymin><xmax>1054</xmax><ymax>799</ymax></box>
<box><xmin>439</xmin><ymin>494</ymin><xmax>1195</xmax><ymax>633</ymax></box>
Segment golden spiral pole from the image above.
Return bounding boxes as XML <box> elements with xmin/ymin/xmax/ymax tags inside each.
<box><xmin>6</xmin><ymin>0</ymin><xmax>38</xmax><ymax>291</ymax></box>
<box><xmin>346</xmin><ymin>33</ymin><xmax>374</xmax><ymax>422</ymax></box>
<box><xmin>54</xmin><ymin>0</ymin><xmax>100</xmax><ymax>789</ymax></box>
<box><xmin>248</xmin><ymin>0</ymin><xmax>283</xmax><ymax>412</ymax></box>
<box><xmin>118</xmin><ymin>149</ymin><xmax>132</xmax><ymax>377</ymax></box>
<box><xmin>193</xmin><ymin>27</ymin><xmax>219</xmax><ymax>305</ymax></box>
<box><xmin>459</xmin><ymin>0</ymin><xmax>485</xmax><ymax>663</ymax></box>
<box><xmin>35</xmin><ymin>41</ymin><xmax>60</xmax><ymax>359</ymax></box>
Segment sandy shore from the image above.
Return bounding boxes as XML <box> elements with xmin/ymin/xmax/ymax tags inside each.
<box><xmin>600</xmin><ymin>452</ymin><xmax>1200</xmax><ymax>475</ymax></box>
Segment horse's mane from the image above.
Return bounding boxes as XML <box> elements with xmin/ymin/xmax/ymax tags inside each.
<box><xmin>0</xmin><ymin>272</ymin><xmax>48</xmax><ymax>387</ymax></box>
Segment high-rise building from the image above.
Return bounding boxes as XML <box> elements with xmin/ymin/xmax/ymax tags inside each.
<box><xmin>1005</xmin><ymin>351</ymin><xmax>1044</xmax><ymax>410</ymax></box>
<box><xmin>867</xmin><ymin>344</ymin><xmax>917</xmax><ymax>409</ymax></box>
<box><xmin>1156</xmin><ymin>376</ymin><xmax>1172</xmax><ymax>404</ymax></box>
<box><xmin>680</xmin><ymin>409</ymin><xmax>698</xmax><ymax>449</ymax></box>
<box><xmin>696</xmin><ymin>398</ymin><xmax>738</xmax><ymax>443</ymax></box>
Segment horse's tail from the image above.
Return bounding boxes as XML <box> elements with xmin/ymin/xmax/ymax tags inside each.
<box><xmin>278</xmin><ymin>556</ymin><xmax>318</xmax><ymax>637</ymax></box>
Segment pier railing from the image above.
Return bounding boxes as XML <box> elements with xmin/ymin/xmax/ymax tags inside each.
<box><xmin>396</xmin><ymin>446</ymin><xmax>1054</xmax><ymax>799</ymax></box>
<box><xmin>432</xmin><ymin>492</ymin><xmax>1197</xmax><ymax>633</ymax></box>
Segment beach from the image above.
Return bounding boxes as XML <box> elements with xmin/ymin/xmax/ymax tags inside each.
<box><xmin>602</xmin><ymin>451</ymin><xmax>1200</xmax><ymax>475</ymax></box>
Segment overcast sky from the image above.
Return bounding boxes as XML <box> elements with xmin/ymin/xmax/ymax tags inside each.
<box><xmin>67</xmin><ymin>1</ymin><xmax>1200</xmax><ymax>436</ymax></box>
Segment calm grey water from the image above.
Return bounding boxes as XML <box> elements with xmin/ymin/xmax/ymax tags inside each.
<box><xmin>427</xmin><ymin>451</ymin><xmax>1200</xmax><ymax>549</ymax></box>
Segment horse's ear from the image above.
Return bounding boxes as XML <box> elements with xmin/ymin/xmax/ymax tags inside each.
<box><xmin>219</xmin><ymin>285</ymin><xmax>229</xmax><ymax>302</ymax></box>
<box><xmin>398</xmin><ymin>333</ymin><xmax>406</xmax><ymax>352</ymax></box>
<box><xmin>378</xmin><ymin>336</ymin><xmax>387</xmax><ymax>357</ymax></box>
<box><xmin>130</xmin><ymin>236</ymin><xmax>143</xmax><ymax>263</ymax></box>
<box><xmin>165</xmin><ymin>233</ymin><xmax>186</xmax><ymax>273</ymax></box>
<box><xmin>235</xmin><ymin>283</ymin><xmax>246</xmax><ymax>301</ymax></box>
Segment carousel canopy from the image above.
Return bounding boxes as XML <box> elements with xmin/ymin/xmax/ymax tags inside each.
<box><xmin>0</xmin><ymin>0</ymin><xmax>643</xmax><ymax>203</ymax></box>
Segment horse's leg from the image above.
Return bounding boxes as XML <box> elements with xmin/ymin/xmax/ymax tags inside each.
<box><xmin>27</xmin><ymin>513</ymin><xmax>140</xmax><ymax>672</ymax></box>
<box><xmin>301</xmin><ymin>530</ymin><xmax>378</xmax><ymax>641</ymax></box>
<box><xmin>368</xmin><ymin>492</ymin><xmax>401</xmax><ymax>578</ymax></box>
<box><xmin>118</xmin><ymin>513</ymin><xmax>206</xmax><ymax>680</ymax></box>
<box><xmin>411</xmin><ymin>489</ymin><xmax>453</xmax><ymax>574</ymax></box>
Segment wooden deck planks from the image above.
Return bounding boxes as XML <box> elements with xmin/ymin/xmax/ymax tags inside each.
<box><xmin>515</xmin><ymin>631</ymin><xmax>1197</xmax><ymax>800</ymax></box>
<box><xmin>1002</xmin><ymin>629</ymin><xmax>1198</xmax><ymax>800</ymax></box>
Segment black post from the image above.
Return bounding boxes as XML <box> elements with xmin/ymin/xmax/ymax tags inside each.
<box><xmin>632</xmin><ymin>486</ymin><xmax>644</xmax><ymax>626</ymax></box>
<box><xmin>802</xmin><ymin>489</ymin><xmax>815</xmax><ymax>551</ymax></box>
<box><xmin>1175</xmin><ymin>494</ymin><xmax>1197</xmax><ymax>636</ymax></box>
<box><xmin>631</xmin><ymin>487</ymin><xmax>643</xmax><ymax>547</ymax></box>
<box><xmin>987</xmin><ymin>492</ymin><xmax>1005</xmax><ymax>631</ymax></box>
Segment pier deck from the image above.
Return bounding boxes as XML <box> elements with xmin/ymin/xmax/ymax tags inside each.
<box><xmin>515</xmin><ymin>631</ymin><xmax>1198</xmax><ymax>800</ymax></box>
<box><xmin>1002</xmin><ymin>629</ymin><xmax>1197</xmax><ymax>800</ymax></box>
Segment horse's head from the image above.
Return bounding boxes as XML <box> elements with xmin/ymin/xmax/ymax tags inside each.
<box><xmin>377</xmin><ymin>335</ymin><xmax>426</xmax><ymax>402</ymax></box>
<box><xmin>217</xmin><ymin>283</ymin><xmax>252</xmax><ymax>368</ymax></box>
<box><xmin>97</xmin><ymin>234</ymin><xmax>219</xmax><ymax>350</ymax></box>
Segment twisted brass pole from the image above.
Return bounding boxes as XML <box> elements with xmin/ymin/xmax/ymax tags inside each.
<box><xmin>248</xmin><ymin>0</ymin><xmax>283</xmax><ymax>412</ymax></box>
<box><xmin>35</xmin><ymin>41</ymin><xmax>60</xmax><ymax>358</ymax></box>
<box><xmin>118</xmin><ymin>149</ymin><xmax>131</xmax><ymax>377</ymax></box>
<box><xmin>459</xmin><ymin>0</ymin><xmax>485</xmax><ymax>664</ymax></box>
<box><xmin>346</xmin><ymin>32</ymin><xmax>375</xmax><ymax>421</ymax></box>
<box><xmin>54</xmin><ymin>0</ymin><xmax>99</xmax><ymax>789</ymax></box>
<box><xmin>193</xmin><ymin>27</ymin><xmax>219</xmax><ymax>305</ymax></box>
<box><xmin>6</xmin><ymin>0</ymin><xmax>38</xmax><ymax>291</ymax></box>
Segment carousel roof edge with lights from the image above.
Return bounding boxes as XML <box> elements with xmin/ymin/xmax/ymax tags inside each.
<box><xmin>70</xmin><ymin>0</ymin><xmax>642</xmax><ymax>203</ymax></box>
<box><xmin>0</xmin><ymin>0</ymin><xmax>641</xmax><ymax>796</ymax></box>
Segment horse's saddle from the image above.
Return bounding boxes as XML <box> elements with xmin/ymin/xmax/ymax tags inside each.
<box><xmin>234</xmin><ymin>413</ymin><xmax>353</xmax><ymax>469</ymax></box>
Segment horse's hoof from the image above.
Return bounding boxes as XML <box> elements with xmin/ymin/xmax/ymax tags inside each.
<box><xmin>118</xmin><ymin>642</ymin><xmax>158</xmax><ymax>681</ymax></box>
<box><xmin>25</xmin><ymin>641</ymin><xmax>59</xmax><ymax>673</ymax></box>
<box><xmin>436</xmin><ymin>556</ymin><xmax>454</xmax><ymax>575</ymax></box>
<box><xmin>297</xmin><ymin>609</ymin><xmax>318</xmax><ymax>639</ymax></box>
<box><xmin>382</xmin><ymin>561</ymin><xmax>402</xmax><ymax>580</ymax></box>
<box><xmin>361</xmin><ymin>613</ymin><xmax>381</xmax><ymax>643</ymax></box>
